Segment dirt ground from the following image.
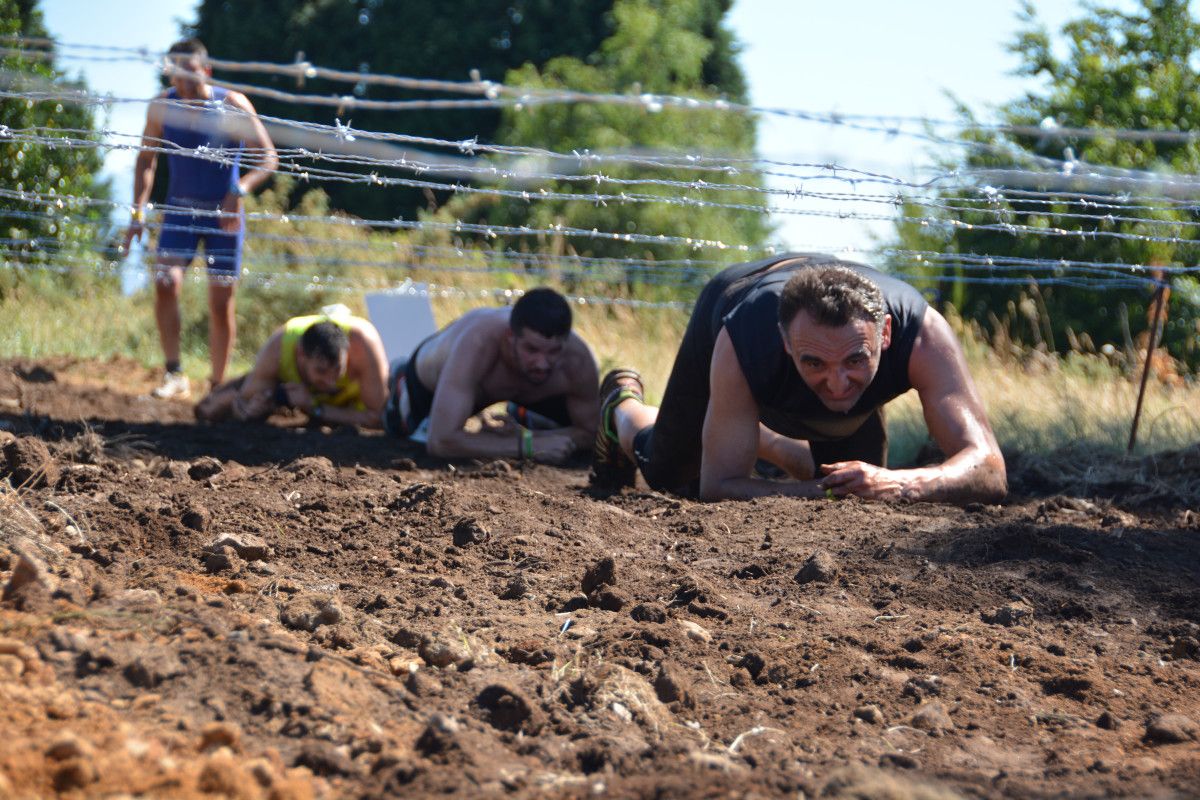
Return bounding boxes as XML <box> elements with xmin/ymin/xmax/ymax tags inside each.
<box><xmin>0</xmin><ymin>356</ymin><xmax>1198</xmax><ymax>799</ymax></box>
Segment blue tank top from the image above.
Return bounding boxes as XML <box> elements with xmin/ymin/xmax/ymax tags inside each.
<box><xmin>161</xmin><ymin>86</ymin><xmax>242</xmax><ymax>204</ymax></box>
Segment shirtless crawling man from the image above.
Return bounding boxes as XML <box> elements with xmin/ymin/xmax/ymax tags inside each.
<box><xmin>384</xmin><ymin>288</ymin><xmax>600</xmax><ymax>464</ymax></box>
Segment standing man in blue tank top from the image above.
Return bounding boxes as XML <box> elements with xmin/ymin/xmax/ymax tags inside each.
<box><xmin>123</xmin><ymin>38</ymin><xmax>278</xmax><ymax>399</ymax></box>
<box><xmin>590</xmin><ymin>254</ymin><xmax>1007</xmax><ymax>505</ymax></box>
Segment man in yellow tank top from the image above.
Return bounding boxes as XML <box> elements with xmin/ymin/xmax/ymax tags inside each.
<box><xmin>196</xmin><ymin>312</ymin><xmax>388</xmax><ymax>428</ymax></box>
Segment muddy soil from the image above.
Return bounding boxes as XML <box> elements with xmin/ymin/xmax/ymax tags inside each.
<box><xmin>0</xmin><ymin>357</ymin><xmax>1198</xmax><ymax>799</ymax></box>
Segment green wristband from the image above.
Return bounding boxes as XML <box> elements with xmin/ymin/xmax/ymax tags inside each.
<box><xmin>521</xmin><ymin>428</ymin><xmax>534</xmax><ymax>459</ymax></box>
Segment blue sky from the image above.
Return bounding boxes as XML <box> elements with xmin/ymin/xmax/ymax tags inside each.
<box><xmin>38</xmin><ymin>0</ymin><xmax>1135</xmax><ymax>251</ymax></box>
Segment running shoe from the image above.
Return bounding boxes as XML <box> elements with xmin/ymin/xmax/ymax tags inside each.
<box><xmin>152</xmin><ymin>370</ymin><xmax>191</xmax><ymax>400</ymax></box>
<box><xmin>589</xmin><ymin>368</ymin><xmax>643</xmax><ymax>488</ymax></box>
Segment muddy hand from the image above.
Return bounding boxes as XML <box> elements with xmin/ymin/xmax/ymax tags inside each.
<box><xmin>819</xmin><ymin>461</ymin><xmax>911</xmax><ymax>501</ymax></box>
<box><xmin>533</xmin><ymin>432</ymin><xmax>575</xmax><ymax>465</ymax></box>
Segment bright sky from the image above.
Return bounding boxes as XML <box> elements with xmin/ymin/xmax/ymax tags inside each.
<box><xmin>38</xmin><ymin>0</ymin><xmax>1135</xmax><ymax>251</ymax></box>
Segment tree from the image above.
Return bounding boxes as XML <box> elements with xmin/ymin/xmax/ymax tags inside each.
<box><xmin>438</xmin><ymin>0</ymin><xmax>769</xmax><ymax>276</ymax></box>
<box><xmin>889</xmin><ymin>0</ymin><xmax>1200</xmax><ymax>366</ymax></box>
<box><xmin>189</xmin><ymin>0</ymin><xmax>616</xmax><ymax>220</ymax></box>
<box><xmin>0</xmin><ymin>0</ymin><xmax>109</xmax><ymax>294</ymax></box>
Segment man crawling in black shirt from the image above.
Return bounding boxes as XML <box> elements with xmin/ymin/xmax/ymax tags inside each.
<box><xmin>590</xmin><ymin>254</ymin><xmax>1007</xmax><ymax>505</ymax></box>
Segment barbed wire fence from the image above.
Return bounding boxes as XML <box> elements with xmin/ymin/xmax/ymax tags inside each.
<box><xmin>3</xmin><ymin>35</ymin><xmax>1199</xmax><ymax>315</ymax></box>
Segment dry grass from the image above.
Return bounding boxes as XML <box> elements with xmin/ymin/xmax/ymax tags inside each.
<box><xmin>2</xmin><ymin>261</ymin><xmax>1197</xmax><ymax>469</ymax></box>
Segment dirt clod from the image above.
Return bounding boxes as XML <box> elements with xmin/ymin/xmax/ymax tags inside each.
<box><xmin>188</xmin><ymin>457</ymin><xmax>223</xmax><ymax>480</ymax></box>
<box><xmin>3</xmin><ymin>436</ymin><xmax>58</xmax><ymax>488</ymax></box>
<box><xmin>911</xmin><ymin>702</ymin><xmax>953</xmax><ymax>734</ymax></box>
<box><xmin>589</xmin><ymin>586</ymin><xmax>630</xmax><ymax>612</ymax></box>
<box><xmin>854</xmin><ymin>704</ymin><xmax>885</xmax><ymax>725</ymax></box>
<box><xmin>474</xmin><ymin>684</ymin><xmax>544</xmax><ymax>734</ymax></box>
<box><xmin>451</xmin><ymin>517</ymin><xmax>490</xmax><ymax>546</ymax></box>
<box><xmin>581</xmin><ymin>556</ymin><xmax>617</xmax><ymax>594</ymax></box>
<box><xmin>982</xmin><ymin>602</ymin><xmax>1033</xmax><ymax>627</ymax></box>
<box><xmin>795</xmin><ymin>549</ymin><xmax>838</xmax><ymax>584</ymax></box>
<box><xmin>1144</xmin><ymin>713</ymin><xmax>1199</xmax><ymax>744</ymax></box>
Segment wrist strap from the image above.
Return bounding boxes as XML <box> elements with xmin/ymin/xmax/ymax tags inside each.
<box><xmin>520</xmin><ymin>428</ymin><xmax>534</xmax><ymax>460</ymax></box>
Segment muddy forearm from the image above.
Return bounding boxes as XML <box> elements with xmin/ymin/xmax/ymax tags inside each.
<box><xmin>426</xmin><ymin>430</ymin><xmax>527</xmax><ymax>460</ymax></box>
<box><xmin>902</xmin><ymin>450</ymin><xmax>1007</xmax><ymax>505</ymax></box>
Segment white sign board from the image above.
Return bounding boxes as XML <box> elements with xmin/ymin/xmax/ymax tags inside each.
<box><xmin>365</xmin><ymin>282</ymin><xmax>439</xmax><ymax>364</ymax></box>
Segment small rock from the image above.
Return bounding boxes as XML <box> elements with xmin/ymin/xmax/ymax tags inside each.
<box><xmin>451</xmin><ymin>517</ymin><xmax>490</xmax><ymax>547</ymax></box>
<box><xmin>589</xmin><ymin>586</ymin><xmax>630</xmax><ymax>612</ymax></box>
<box><xmin>1171</xmin><ymin>636</ymin><xmax>1199</xmax><ymax>661</ymax></box>
<box><xmin>0</xmin><ymin>654</ymin><xmax>24</xmax><ymax>680</ymax></box>
<box><xmin>911</xmin><ymin>703</ymin><xmax>952</xmax><ymax>733</ymax></box>
<box><xmin>418</xmin><ymin>633</ymin><xmax>472</xmax><ymax>670</ymax></box>
<box><xmin>223</xmin><ymin>580</ymin><xmax>249</xmax><ymax>595</ymax></box>
<box><xmin>197</xmin><ymin>749</ymin><xmax>256</xmax><ymax>796</ymax></box>
<box><xmin>581</xmin><ymin>557</ymin><xmax>617</xmax><ymax>594</ymax></box>
<box><xmin>1096</xmin><ymin>710</ymin><xmax>1121</xmax><ymax>730</ymax></box>
<box><xmin>879</xmin><ymin>752</ymin><xmax>919</xmax><ymax>770</ymax></box>
<box><xmin>3</xmin><ymin>436</ymin><xmax>59</xmax><ymax>488</ymax></box>
<box><xmin>982</xmin><ymin>603</ymin><xmax>1033</xmax><ymax>627</ymax></box>
<box><xmin>205</xmin><ymin>533</ymin><xmax>272</xmax><ymax>562</ymax></box>
<box><xmin>473</xmin><ymin>684</ymin><xmax>544</xmax><ymax>734</ymax></box>
<box><xmin>124</xmin><ymin>651</ymin><xmax>186</xmax><ymax>688</ymax></box>
<box><xmin>738</xmin><ymin>652</ymin><xmax>766</xmax><ymax>680</ymax></box>
<box><xmin>415</xmin><ymin>713</ymin><xmax>460</xmax><ymax>756</ymax></box>
<box><xmin>902</xmin><ymin>675</ymin><xmax>942</xmax><ymax>699</ymax></box>
<box><xmin>46</xmin><ymin>733</ymin><xmax>94</xmax><ymax>761</ymax></box>
<box><xmin>794</xmin><ymin>550</ymin><xmax>837</xmax><ymax>585</ymax></box>
<box><xmin>188</xmin><ymin>457</ymin><xmax>223</xmax><ymax>481</ymax></box>
<box><xmin>280</xmin><ymin>598</ymin><xmax>341</xmax><ymax>632</ymax></box>
<box><xmin>498</xmin><ymin>575</ymin><xmax>529</xmax><ymax>600</ymax></box>
<box><xmin>1144</xmin><ymin>713</ymin><xmax>1199</xmax><ymax>744</ymax></box>
<box><xmin>181</xmin><ymin>504</ymin><xmax>210</xmax><ymax>532</ymax></box>
<box><xmin>200</xmin><ymin>722</ymin><xmax>242</xmax><ymax>752</ymax></box>
<box><xmin>204</xmin><ymin>546</ymin><xmax>243</xmax><ymax>575</ymax></box>
<box><xmin>113</xmin><ymin>589</ymin><xmax>163</xmax><ymax>610</ymax></box>
<box><xmin>653</xmin><ymin>665</ymin><xmax>692</xmax><ymax>707</ymax></box>
<box><xmin>52</xmin><ymin>759</ymin><xmax>98</xmax><ymax>791</ymax></box>
<box><xmin>2</xmin><ymin>547</ymin><xmax>57</xmax><ymax>604</ymax></box>
<box><xmin>630</xmin><ymin>602</ymin><xmax>667</xmax><ymax>623</ymax></box>
<box><xmin>405</xmin><ymin>670</ymin><xmax>442</xmax><ymax>697</ymax></box>
<box><xmin>679</xmin><ymin>620</ymin><xmax>712</xmax><ymax>644</ymax></box>
<box><xmin>854</xmin><ymin>705</ymin><xmax>885</xmax><ymax>725</ymax></box>
<box><xmin>294</xmin><ymin>742</ymin><xmax>355</xmax><ymax>777</ymax></box>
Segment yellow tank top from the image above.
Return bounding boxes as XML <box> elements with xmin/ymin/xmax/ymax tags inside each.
<box><xmin>278</xmin><ymin>314</ymin><xmax>365</xmax><ymax>410</ymax></box>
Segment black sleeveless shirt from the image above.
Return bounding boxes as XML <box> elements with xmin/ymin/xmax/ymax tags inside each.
<box><xmin>713</xmin><ymin>254</ymin><xmax>928</xmax><ymax>440</ymax></box>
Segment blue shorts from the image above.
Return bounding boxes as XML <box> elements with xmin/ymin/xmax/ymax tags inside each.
<box><xmin>157</xmin><ymin>201</ymin><xmax>244</xmax><ymax>280</ymax></box>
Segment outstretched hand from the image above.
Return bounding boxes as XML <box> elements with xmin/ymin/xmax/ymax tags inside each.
<box><xmin>819</xmin><ymin>461</ymin><xmax>920</xmax><ymax>502</ymax></box>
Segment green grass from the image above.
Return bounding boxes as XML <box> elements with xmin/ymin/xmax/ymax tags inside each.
<box><xmin>2</xmin><ymin>266</ymin><xmax>1195</xmax><ymax>465</ymax></box>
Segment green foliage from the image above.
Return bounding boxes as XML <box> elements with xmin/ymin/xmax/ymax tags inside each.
<box><xmin>189</xmin><ymin>0</ymin><xmax>615</xmax><ymax>220</ymax></box>
<box><xmin>437</xmin><ymin>0</ymin><xmax>769</xmax><ymax>271</ymax></box>
<box><xmin>0</xmin><ymin>0</ymin><xmax>111</xmax><ymax>298</ymax></box>
<box><xmin>888</xmin><ymin>0</ymin><xmax>1200</xmax><ymax>367</ymax></box>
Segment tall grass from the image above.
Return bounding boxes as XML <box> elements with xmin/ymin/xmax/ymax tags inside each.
<box><xmin>0</xmin><ymin>184</ymin><xmax>1193</xmax><ymax>462</ymax></box>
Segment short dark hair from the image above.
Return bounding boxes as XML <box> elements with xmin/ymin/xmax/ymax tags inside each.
<box><xmin>778</xmin><ymin>264</ymin><xmax>885</xmax><ymax>329</ymax></box>
<box><xmin>167</xmin><ymin>38</ymin><xmax>208</xmax><ymax>60</ymax></box>
<box><xmin>300</xmin><ymin>321</ymin><xmax>349</xmax><ymax>364</ymax></box>
<box><xmin>510</xmin><ymin>288</ymin><xmax>572</xmax><ymax>339</ymax></box>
